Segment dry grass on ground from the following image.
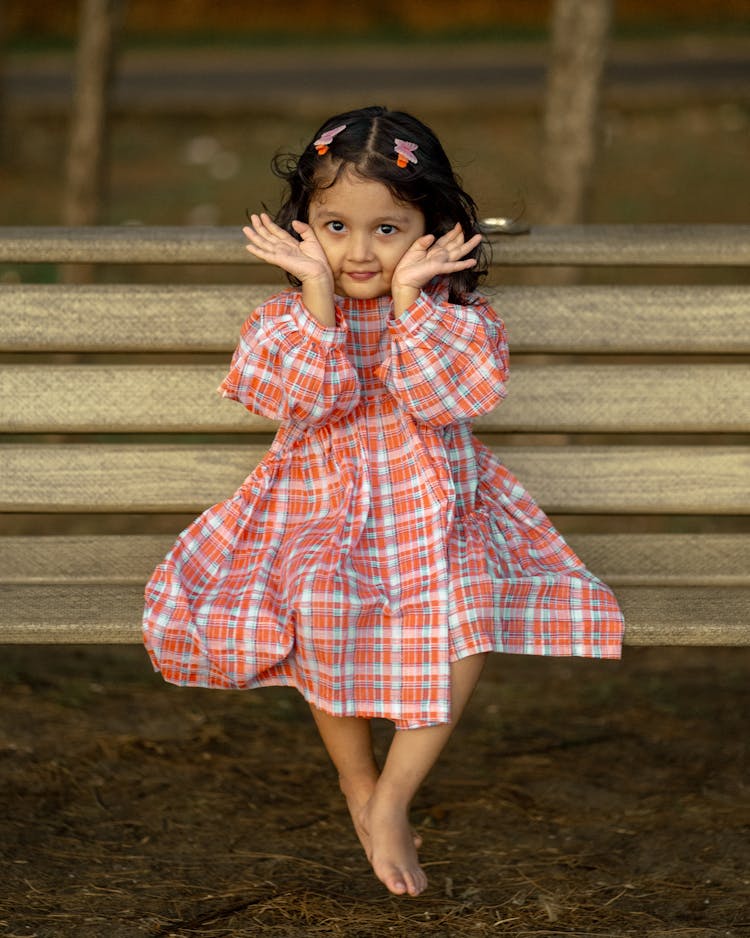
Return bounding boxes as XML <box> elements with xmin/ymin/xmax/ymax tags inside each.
<box><xmin>2</xmin><ymin>645</ymin><xmax>749</xmax><ymax>937</ymax></box>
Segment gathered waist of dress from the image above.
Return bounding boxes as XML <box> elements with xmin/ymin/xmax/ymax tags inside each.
<box><xmin>267</xmin><ymin>388</ymin><xmax>396</xmax><ymax>459</ymax></box>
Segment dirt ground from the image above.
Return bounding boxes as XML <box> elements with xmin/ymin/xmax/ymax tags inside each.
<box><xmin>1</xmin><ymin>644</ymin><xmax>748</xmax><ymax>938</ymax></box>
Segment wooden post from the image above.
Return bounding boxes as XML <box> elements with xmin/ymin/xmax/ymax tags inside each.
<box><xmin>542</xmin><ymin>0</ymin><xmax>613</xmax><ymax>225</ymax></box>
<box><xmin>0</xmin><ymin>4</ymin><xmax>7</xmax><ymax>165</ymax></box>
<box><xmin>61</xmin><ymin>0</ymin><xmax>123</xmax><ymax>282</ymax></box>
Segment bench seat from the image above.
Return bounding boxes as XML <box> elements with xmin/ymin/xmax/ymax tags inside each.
<box><xmin>1</xmin><ymin>533</ymin><xmax>747</xmax><ymax>643</ymax></box>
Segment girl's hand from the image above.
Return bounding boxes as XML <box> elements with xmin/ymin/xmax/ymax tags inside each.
<box><xmin>243</xmin><ymin>213</ymin><xmax>333</xmax><ymax>287</ymax></box>
<box><xmin>391</xmin><ymin>223</ymin><xmax>483</xmax><ymax>295</ymax></box>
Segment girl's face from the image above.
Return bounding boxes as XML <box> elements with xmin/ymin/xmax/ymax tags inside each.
<box><xmin>308</xmin><ymin>167</ymin><xmax>425</xmax><ymax>299</ymax></box>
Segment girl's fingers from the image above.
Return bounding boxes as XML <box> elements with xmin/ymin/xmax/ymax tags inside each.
<box><xmin>244</xmin><ymin>218</ymin><xmax>270</xmax><ymax>245</ymax></box>
<box><xmin>425</xmin><ymin>240</ymin><xmax>481</xmax><ymax>267</ymax></box>
<box><xmin>456</xmin><ymin>233</ymin><xmax>483</xmax><ymax>258</ymax></box>
<box><xmin>243</xmin><ymin>217</ymin><xmax>292</xmax><ymax>260</ymax></box>
<box><xmin>431</xmin><ymin>225</ymin><xmax>483</xmax><ymax>259</ymax></box>
<box><xmin>292</xmin><ymin>220</ymin><xmax>321</xmax><ymax>245</ymax></box>
<box><xmin>255</xmin><ymin>211</ymin><xmax>279</xmax><ymax>232</ymax></box>
<box><xmin>436</xmin><ymin>257</ymin><xmax>477</xmax><ymax>273</ymax></box>
<box><xmin>404</xmin><ymin>233</ymin><xmax>435</xmax><ymax>255</ymax></box>
<box><xmin>434</xmin><ymin>222</ymin><xmax>463</xmax><ymax>244</ymax></box>
<box><xmin>250</xmin><ymin>213</ymin><xmax>267</xmax><ymax>233</ymax></box>
<box><xmin>246</xmin><ymin>213</ymin><xmax>288</xmax><ymax>243</ymax></box>
<box><xmin>436</xmin><ymin>223</ymin><xmax>461</xmax><ymax>236</ymax></box>
<box><xmin>242</xmin><ymin>226</ymin><xmax>265</xmax><ymax>251</ymax></box>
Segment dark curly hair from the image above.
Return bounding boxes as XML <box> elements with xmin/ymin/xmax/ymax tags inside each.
<box><xmin>270</xmin><ymin>106</ymin><xmax>488</xmax><ymax>303</ymax></box>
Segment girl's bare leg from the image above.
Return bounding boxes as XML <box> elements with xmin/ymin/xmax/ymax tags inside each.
<box><xmin>311</xmin><ymin>653</ymin><xmax>487</xmax><ymax>897</ymax></box>
<box><xmin>308</xmin><ymin>707</ymin><xmax>380</xmax><ymax>855</ymax></box>
<box><xmin>364</xmin><ymin>653</ymin><xmax>487</xmax><ymax>896</ymax></box>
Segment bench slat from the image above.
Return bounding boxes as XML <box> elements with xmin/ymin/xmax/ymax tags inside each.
<box><xmin>1</xmin><ymin>444</ymin><xmax>747</xmax><ymax>514</ymax></box>
<box><xmin>0</xmin><ymin>284</ymin><xmax>259</xmax><ymax>352</ymax></box>
<box><xmin>3</xmin><ymin>363</ymin><xmax>748</xmax><ymax>433</ymax></box>
<box><xmin>1</xmin><ymin>225</ymin><xmax>748</xmax><ymax>266</ymax></box>
<box><xmin>0</xmin><ymin>583</ymin><xmax>746</xmax><ymax>645</ymax></box>
<box><xmin>2</xmin><ymin>533</ymin><xmax>747</xmax><ymax>587</ymax></box>
<box><xmin>3</xmin><ymin>284</ymin><xmax>749</xmax><ymax>354</ymax></box>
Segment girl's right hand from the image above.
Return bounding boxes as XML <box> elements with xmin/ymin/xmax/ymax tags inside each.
<box><xmin>243</xmin><ymin>213</ymin><xmax>333</xmax><ymax>287</ymax></box>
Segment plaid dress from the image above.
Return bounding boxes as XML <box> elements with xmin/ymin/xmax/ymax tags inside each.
<box><xmin>143</xmin><ymin>279</ymin><xmax>624</xmax><ymax>728</ymax></box>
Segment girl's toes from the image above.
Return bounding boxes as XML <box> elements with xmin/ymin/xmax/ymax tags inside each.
<box><xmin>383</xmin><ymin>868</ymin><xmax>408</xmax><ymax>895</ymax></box>
<box><xmin>378</xmin><ymin>862</ymin><xmax>427</xmax><ymax>897</ymax></box>
<box><xmin>403</xmin><ymin>867</ymin><xmax>428</xmax><ymax>897</ymax></box>
<box><xmin>374</xmin><ymin>858</ymin><xmax>427</xmax><ymax>896</ymax></box>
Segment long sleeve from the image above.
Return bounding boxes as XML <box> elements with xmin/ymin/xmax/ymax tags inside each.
<box><xmin>378</xmin><ymin>286</ymin><xmax>509</xmax><ymax>427</ymax></box>
<box><xmin>218</xmin><ymin>290</ymin><xmax>360</xmax><ymax>427</ymax></box>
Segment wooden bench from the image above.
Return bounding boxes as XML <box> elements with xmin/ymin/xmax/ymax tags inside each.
<box><xmin>1</xmin><ymin>225</ymin><xmax>748</xmax><ymax>646</ymax></box>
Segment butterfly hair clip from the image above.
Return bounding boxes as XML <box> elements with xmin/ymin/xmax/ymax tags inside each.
<box><xmin>394</xmin><ymin>138</ymin><xmax>418</xmax><ymax>168</ymax></box>
<box><xmin>313</xmin><ymin>124</ymin><xmax>347</xmax><ymax>155</ymax></box>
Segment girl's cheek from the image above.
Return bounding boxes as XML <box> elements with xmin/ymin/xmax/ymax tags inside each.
<box><xmin>320</xmin><ymin>245</ymin><xmax>339</xmax><ymax>269</ymax></box>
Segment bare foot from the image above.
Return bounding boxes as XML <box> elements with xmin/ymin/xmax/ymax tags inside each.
<box><xmin>362</xmin><ymin>792</ymin><xmax>428</xmax><ymax>897</ymax></box>
<box><xmin>339</xmin><ymin>776</ymin><xmax>423</xmax><ymax>859</ymax></box>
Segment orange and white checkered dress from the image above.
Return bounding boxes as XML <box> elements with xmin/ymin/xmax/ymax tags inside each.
<box><xmin>143</xmin><ymin>279</ymin><xmax>624</xmax><ymax>728</ymax></box>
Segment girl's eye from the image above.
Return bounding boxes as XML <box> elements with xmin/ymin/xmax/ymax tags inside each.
<box><xmin>378</xmin><ymin>224</ymin><xmax>397</xmax><ymax>235</ymax></box>
<box><xmin>327</xmin><ymin>221</ymin><xmax>345</xmax><ymax>233</ymax></box>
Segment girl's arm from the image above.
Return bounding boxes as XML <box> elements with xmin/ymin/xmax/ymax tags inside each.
<box><xmin>219</xmin><ymin>291</ymin><xmax>360</xmax><ymax>427</ymax></box>
<box><xmin>378</xmin><ymin>288</ymin><xmax>509</xmax><ymax>427</ymax></box>
<box><xmin>381</xmin><ymin>225</ymin><xmax>508</xmax><ymax>426</ymax></box>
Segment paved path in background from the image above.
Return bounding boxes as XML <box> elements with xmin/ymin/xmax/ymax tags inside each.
<box><xmin>7</xmin><ymin>40</ymin><xmax>750</xmax><ymax>113</ymax></box>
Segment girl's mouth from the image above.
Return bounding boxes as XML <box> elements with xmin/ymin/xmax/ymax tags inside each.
<box><xmin>346</xmin><ymin>271</ymin><xmax>377</xmax><ymax>282</ymax></box>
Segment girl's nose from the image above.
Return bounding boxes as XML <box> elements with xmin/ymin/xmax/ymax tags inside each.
<box><xmin>347</xmin><ymin>232</ymin><xmax>373</xmax><ymax>262</ymax></box>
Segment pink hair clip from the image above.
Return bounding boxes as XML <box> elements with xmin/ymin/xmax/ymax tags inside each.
<box><xmin>394</xmin><ymin>138</ymin><xmax>418</xmax><ymax>168</ymax></box>
<box><xmin>313</xmin><ymin>124</ymin><xmax>346</xmax><ymax>155</ymax></box>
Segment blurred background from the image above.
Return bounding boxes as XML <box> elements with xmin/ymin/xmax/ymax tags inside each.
<box><xmin>0</xmin><ymin>0</ymin><xmax>748</xmax><ymax>286</ymax></box>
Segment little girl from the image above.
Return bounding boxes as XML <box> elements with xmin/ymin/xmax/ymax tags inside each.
<box><xmin>143</xmin><ymin>105</ymin><xmax>624</xmax><ymax>898</ymax></box>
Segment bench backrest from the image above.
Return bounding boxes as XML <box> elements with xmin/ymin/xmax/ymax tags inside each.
<box><xmin>1</xmin><ymin>225</ymin><xmax>748</xmax><ymax>643</ymax></box>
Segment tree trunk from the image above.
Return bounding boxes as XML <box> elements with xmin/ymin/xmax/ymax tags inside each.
<box><xmin>542</xmin><ymin>0</ymin><xmax>613</xmax><ymax>226</ymax></box>
<box><xmin>61</xmin><ymin>0</ymin><xmax>123</xmax><ymax>282</ymax></box>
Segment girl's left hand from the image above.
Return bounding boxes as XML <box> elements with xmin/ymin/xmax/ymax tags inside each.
<box><xmin>391</xmin><ymin>223</ymin><xmax>483</xmax><ymax>293</ymax></box>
